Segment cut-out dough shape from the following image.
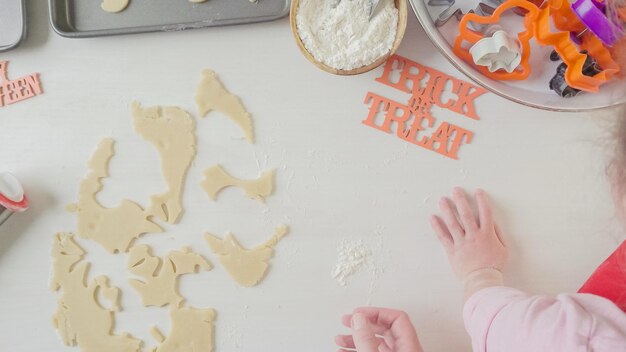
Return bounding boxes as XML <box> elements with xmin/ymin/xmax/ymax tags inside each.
<box><xmin>101</xmin><ymin>0</ymin><xmax>129</xmax><ymax>13</ymax></box>
<box><xmin>195</xmin><ymin>70</ymin><xmax>255</xmax><ymax>143</ymax></box>
<box><xmin>150</xmin><ymin>306</ymin><xmax>215</xmax><ymax>352</ymax></box>
<box><xmin>204</xmin><ymin>225</ymin><xmax>289</xmax><ymax>287</ymax></box>
<box><xmin>201</xmin><ymin>165</ymin><xmax>274</xmax><ymax>202</ymax></box>
<box><xmin>67</xmin><ymin>138</ymin><xmax>162</xmax><ymax>253</ymax></box>
<box><xmin>132</xmin><ymin>103</ymin><xmax>196</xmax><ymax>224</ymax></box>
<box><xmin>51</xmin><ymin>233</ymin><xmax>142</xmax><ymax>352</ymax></box>
<box><xmin>128</xmin><ymin>245</ymin><xmax>212</xmax><ymax>307</ymax></box>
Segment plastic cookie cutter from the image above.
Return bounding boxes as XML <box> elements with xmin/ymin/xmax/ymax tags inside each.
<box><xmin>534</xmin><ymin>0</ymin><xmax>619</xmax><ymax>92</ymax></box>
<box><xmin>453</xmin><ymin>0</ymin><xmax>541</xmax><ymax>80</ymax></box>
<box><xmin>572</xmin><ymin>0</ymin><xmax>625</xmax><ymax>46</ymax></box>
<box><xmin>549</xmin><ymin>51</ymin><xmax>603</xmax><ymax>97</ymax></box>
<box><xmin>0</xmin><ymin>172</ymin><xmax>28</xmax><ymax>227</ymax></box>
<box><xmin>428</xmin><ymin>0</ymin><xmax>503</xmax><ymax>27</ymax></box>
<box><xmin>469</xmin><ymin>25</ymin><xmax>523</xmax><ymax>73</ymax></box>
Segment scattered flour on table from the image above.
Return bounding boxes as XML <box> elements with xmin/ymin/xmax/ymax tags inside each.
<box><xmin>332</xmin><ymin>239</ymin><xmax>372</xmax><ymax>286</ymax></box>
<box><xmin>296</xmin><ymin>0</ymin><xmax>399</xmax><ymax>70</ymax></box>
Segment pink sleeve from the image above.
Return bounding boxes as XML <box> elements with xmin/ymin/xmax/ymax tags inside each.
<box><xmin>463</xmin><ymin>287</ymin><xmax>626</xmax><ymax>352</ymax></box>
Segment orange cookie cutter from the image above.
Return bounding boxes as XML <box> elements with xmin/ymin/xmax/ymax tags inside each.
<box><xmin>535</xmin><ymin>0</ymin><xmax>619</xmax><ymax>92</ymax></box>
<box><xmin>453</xmin><ymin>0</ymin><xmax>540</xmax><ymax>80</ymax></box>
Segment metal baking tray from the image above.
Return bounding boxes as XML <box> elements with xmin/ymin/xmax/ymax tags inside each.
<box><xmin>0</xmin><ymin>0</ymin><xmax>26</xmax><ymax>52</ymax></box>
<box><xmin>409</xmin><ymin>0</ymin><xmax>626</xmax><ymax>111</ymax></box>
<box><xmin>49</xmin><ymin>0</ymin><xmax>290</xmax><ymax>38</ymax></box>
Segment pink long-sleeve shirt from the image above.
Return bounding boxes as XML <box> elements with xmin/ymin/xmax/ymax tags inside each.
<box><xmin>463</xmin><ymin>287</ymin><xmax>626</xmax><ymax>352</ymax></box>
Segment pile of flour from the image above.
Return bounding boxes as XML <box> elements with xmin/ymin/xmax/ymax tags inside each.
<box><xmin>332</xmin><ymin>239</ymin><xmax>371</xmax><ymax>286</ymax></box>
<box><xmin>296</xmin><ymin>0</ymin><xmax>399</xmax><ymax>70</ymax></box>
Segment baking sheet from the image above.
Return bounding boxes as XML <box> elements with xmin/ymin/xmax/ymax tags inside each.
<box><xmin>49</xmin><ymin>0</ymin><xmax>290</xmax><ymax>38</ymax></box>
<box><xmin>408</xmin><ymin>0</ymin><xmax>626</xmax><ymax>111</ymax></box>
<box><xmin>0</xmin><ymin>0</ymin><xmax>26</xmax><ymax>52</ymax></box>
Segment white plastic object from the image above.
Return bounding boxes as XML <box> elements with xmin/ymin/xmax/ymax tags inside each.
<box><xmin>0</xmin><ymin>172</ymin><xmax>25</xmax><ymax>203</ymax></box>
<box><xmin>470</xmin><ymin>29</ymin><xmax>522</xmax><ymax>73</ymax></box>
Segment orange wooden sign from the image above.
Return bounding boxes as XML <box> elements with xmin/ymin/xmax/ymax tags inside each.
<box><xmin>362</xmin><ymin>55</ymin><xmax>486</xmax><ymax>160</ymax></box>
<box><xmin>0</xmin><ymin>61</ymin><xmax>43</xmax><ymax>107</ymax></box>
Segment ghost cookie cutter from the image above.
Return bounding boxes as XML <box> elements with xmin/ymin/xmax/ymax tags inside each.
<box><xmin>453</xmin><ymin>0</ymin><xmax>540</xmax><ymax>80</ymax></box>
<box><xmin>469</xmin><ymin>26</ymin><xmax>523</xmax><ymax>73</ymax></box>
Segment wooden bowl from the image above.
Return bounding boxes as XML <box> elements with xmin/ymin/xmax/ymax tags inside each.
<box><xmin>290</xmin><ymin>0</ymin><xmax>408</xmax><ymax>76</ymax></box>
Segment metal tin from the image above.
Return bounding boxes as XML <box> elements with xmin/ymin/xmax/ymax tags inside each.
<box><xmin>49</xmin><ymin>0</ymin><xmax>290</xmax><ymax>38</ymax></box>
<box><xmin>0</xmin><ymin>0</ymin><xmax>26</xmax><ymax>52</ymax></box>
<box><xmin>409</xmin><ymin>0</ymin><xmax>626</xmax><ymax>111</ymax></box>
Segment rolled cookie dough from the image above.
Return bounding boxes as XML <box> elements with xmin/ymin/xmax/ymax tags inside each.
<box><xmin>204</xmin><ymin>225</ymin><xmax>289</xmax><ymax>287</ymax></box>
<box><xmin>201</xmin><ymin>165</ymin><xmax>274</xmax><ymax>202</ymax></box>
<box><xmin>101</xmin><ymin>0</ymin><xmax>129</xmax><ymax>13</ymax></box>
<box><xmin>150</xmin><ymin>306</ymin><xmax>215</xmax><ymax>352</ymax></box>
<box><xmin>51</xmin><ymin>233</ymin><xmax>142</xmax><ymax>352</ymax></box>
<box><xmin>66</xmin><ymin>138</ymin><xmax>162</xmax><ymax>253</ymax></box>
<box><xmin>132</xmin><ymin>103</ymin><xmax>196</xmax><ymax>224</ymax></box>
<box><xmin>195</xmin><ymin>70</ymin><xmax>254</xmax><ymax>143</ymax></box>
<box><xmin>128</xmin><ymin>245</ymin><xmax>212</xmax><ymax>307</ymax></box>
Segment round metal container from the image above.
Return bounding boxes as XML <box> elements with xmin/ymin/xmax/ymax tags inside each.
<box><xmin>408</xmin><ymin>0</ymin><xmax>626</xmax><ymax>111</ymax></box>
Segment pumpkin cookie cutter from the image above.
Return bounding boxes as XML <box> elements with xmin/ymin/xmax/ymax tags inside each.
<box><xmin>453</xmin><ymin>0</ymin><xmax>540</xmax><ymax>80</ymax></box>
<box><xmin>535</xmin><ymin>0</ymin><xmax>619</xmax><ymax>92</ymax></box>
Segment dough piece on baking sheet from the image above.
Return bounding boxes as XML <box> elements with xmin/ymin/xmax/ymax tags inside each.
<box><xmin>132</xmin><ymin>103</ymin><xmax>196</xmax><ymax>224</ymax></box>
<box><xmin>204</xmin><ymin>225</ymin><xmax>289</xmax><ymax>287</ymax></box>
<box><xmin>151</xmin><ymin>306</ymin><xmax>215</xmax><ymax>352</ymax></box>
<box><xmin>67</xmin><ymin>138</ymin><xmax>162</xmax><ymax>253</ymax></box>
<box><xmin>51</xmin><ymin>233</ymin><xmax>142</xmax><ymax>352</ymax></box>
<box><xmin>201</xmin><ymin>165</ymin><xmax>274</xmax><ymax>202</ymax></box>
<box><xmin>101</xmin><ymin>0</ymin><xmax>129</xmax><ymax>13</ymax></box>
<box><xmin>195</xmin><ymin>70</ymin><xmax>254</xmax><ymax>143</ymax></box>
<box><xmin>128</xmin><ymin>245</ymin><xmax>212</xmax><ymax>307</ymax></box>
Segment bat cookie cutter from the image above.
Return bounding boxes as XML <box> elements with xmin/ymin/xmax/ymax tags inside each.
<box><xmin>453</xmin><ymin>0</ymin><xmax>540</xmax><ymax>80</ymax></box>
<box><xmin>0</xmin><ymin>172</ymin><xmax>28</xmax><ymax>227</ymax></box>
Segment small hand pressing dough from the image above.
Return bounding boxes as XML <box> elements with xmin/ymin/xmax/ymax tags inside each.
<box><xmin>205</xmin><ymin>225</ymin><xmax>289</xmax><ymax>287</ymax></box>
<box><xmin>101</xmin><ymin>0</ymin><xmax>129</xmax><ymax>13</ymax></box>
<box><xmin>132</xmin><ymin>103</ymin><xmax>196</xmax><ymax>224</ymax></box>
<box><xmin>150</xmin><ymin>306</ymin><xmax>216</xmax><ymax>352</ymax></box>
<box><xmin>201</xmin><ymin>165</ymin><xmax>274</xmax><ymax>202</ymax></box>
<box><xmin>128</xmin><ymin>245</ymin><xmax>212</xmax><ymax>307</ymax></box>
<box><xmin>195</xmin><ymin>69</ymin><xmax>254</xmax><ymax>143</ymax></box>
<box><xmin>51</xmin><ymin>233</ymin><xmax>142</xmax><ymax>352</ymax></box>
<box><xmin>67</xmin><ymin>138</ymin><xmax>162</xmax><ymax>253</ymax></box>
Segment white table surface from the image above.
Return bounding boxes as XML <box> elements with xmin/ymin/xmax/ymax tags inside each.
<box><xmin>1</xmin><ymin>2</ymin><xmax>624</xmax><ymax>351</ymax></box>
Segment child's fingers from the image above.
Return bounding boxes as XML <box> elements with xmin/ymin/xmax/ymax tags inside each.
<box><xmin>494</xmin><ymin>223</ymin><xmax>507</xmax><ymax>247</ymax></box>
<box><xmin>335</xmin><ymin>335</ymin><xmax>356</xmax><ymax>349</ymax></box>
<box><xmin>475</xmin><ymin>189</ymin><xmax>493</xmax><ymax>229</ymax></box>
<box><xmin>452</xmin><ymin>187</ymin><xmax>478</xmax><ymax>232</ymax></box>
<box><xmin>430</xmin><ymin>215</ymin><xmax>454</xmax><ymax>249</ymax></box>
<box><xmin>342</xmin><ymin>314</ymin><xmax>390</xmax><ymax>334</ymax></box>
<box><xmin>378</xmin><ymin>344</ymin><xmax>393</xmax><ymax>352</ymax></box>
<box><xmin>438</xmin><ymin>197</ymin><xmax>464</xmax><ymax>240</ymax></box>
<box><xmin>352</xmin><ymin>313</ymin><xmax>385</xmax><ymax>352</ymax></box>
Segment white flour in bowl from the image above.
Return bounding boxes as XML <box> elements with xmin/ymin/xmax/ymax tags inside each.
<box><xmin>296</xmin><ymin>0</ymin><xmax>399</xmax><ymax>71</ymax></box>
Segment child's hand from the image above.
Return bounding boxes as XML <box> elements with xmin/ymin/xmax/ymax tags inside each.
<box><xmin>430</xmin><ymin>188</ymin><xmax>508</xmax><ymax>298</ymax></box>
<box><xmin>335</xmin><ymin>307</ymin><xmax>424</xmax><ymax>352</ymax></box>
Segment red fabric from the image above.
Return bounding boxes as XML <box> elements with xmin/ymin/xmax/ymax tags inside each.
<box><xmin>578</xmin><ymin>240</ymin><xmax>626</xmax><ymax>312</ymax></box>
